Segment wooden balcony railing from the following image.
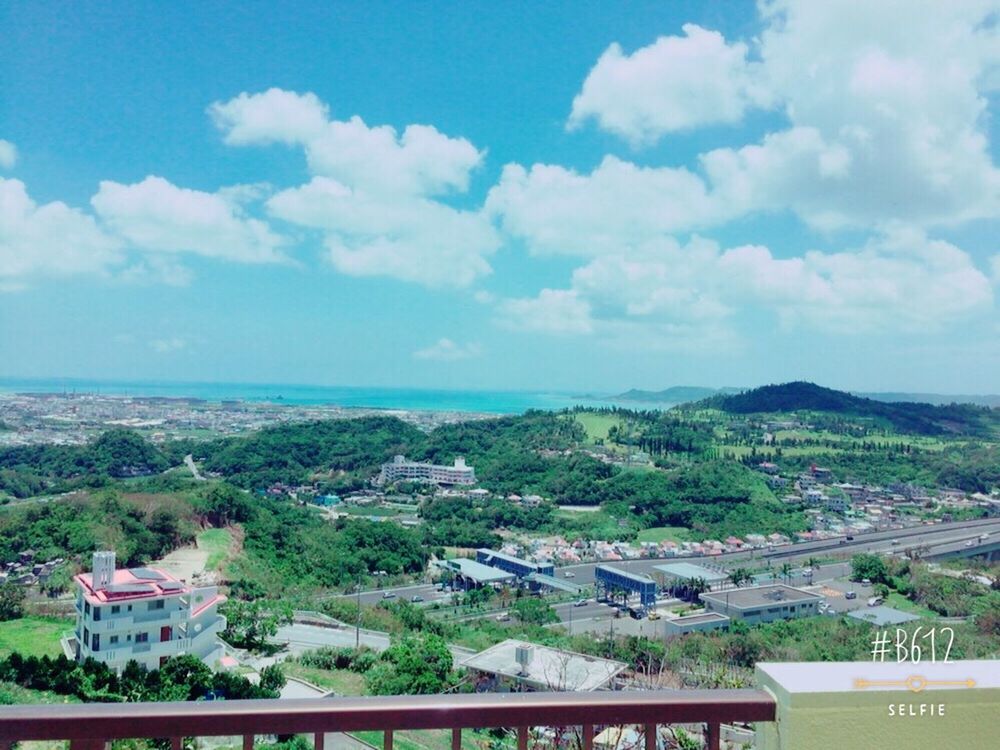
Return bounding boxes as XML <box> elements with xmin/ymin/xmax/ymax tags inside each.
<box><xmin>0</xmin><ymin>689</ymin><xmax>775</xmax><ymax>750</ymax></box>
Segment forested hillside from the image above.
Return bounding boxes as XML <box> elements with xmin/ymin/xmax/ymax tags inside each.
<box><xmin>701</xmin><ymin>381</ymin><xmax>998</xmax><ymax>436</ymax></box>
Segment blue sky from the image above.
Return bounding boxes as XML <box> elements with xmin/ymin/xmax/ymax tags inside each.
<box><xmin>1</xmin><ymin>1</ymin><xmax>998</xmax><ymax>394</ymax></box>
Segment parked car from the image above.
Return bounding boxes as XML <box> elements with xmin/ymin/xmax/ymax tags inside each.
<box><xmin>891</xmin><ymin>539</ymin><xmax>900</xmax><ymax>545</ymax></box>
<box><xmin>846</xmin><ymin>535</ymin><xmax>855</xmax><ymax>541</ymax></box>
<box><xmin>563</xmin><ymin>571</ymin><xmax>576</xmax><ymax>578</ymax></box>
<box><xmin>845</xmin><ymin>591</ymin><xmax>857</xmax><ymax>600</ymax></box>
<box><xmin>411</xmin><ymin>595</ymin><xmax>424</xmax><ymax>603</ymax></box>
<box><xmin>861</xmin><ymin>578</ymin><xmax>871</xmax><ymax>585</ymax></box>
<box><xmin>382</xmin><ymin>591</ymin><xmax>396</xmax><ymax>599</ymax></box>
<box><xmin>647</xmin><ymin>611</ymin><xmax>661</xmax><ymax>620</ymax></box>
<box><xmin>573</xmin><ymin>599</ymin><xmax>588</xmax><ymax>607</ymax></box>
<box><xmin>868</xmin><ymin>596</ymin><xmax>884</xmax><ymax>607</ymax></box>
<box><xmin>496</xmin><ymin>613</ymin><xmax>511</xmax><ymax>622</ymax></box>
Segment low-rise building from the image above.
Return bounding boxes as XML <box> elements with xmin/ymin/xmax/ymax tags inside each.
<box><xmin>461</xmin><ymin>640</ymin><xmax>626</xmax><ymax>692</ymax></box>
<box><xmin>699</xmin><ymin>585</ymin><xmax>823</xmax><ymax>625</ymax></box>
<box><xmin>71</xmin><ymin>551</ymin><xmax>226</xmax><ymax>673</ymax></box>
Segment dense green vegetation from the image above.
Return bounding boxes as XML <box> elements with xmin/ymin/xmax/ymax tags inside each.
<box><xmin>701</xmin><ymin>381</ymin><xmax>999</xmax><ymax>437</ymax></box>
<box><xmin>179</xmin><ymin>416</ymin><xmax>425</xmax><ymax>491</ymax></box>
<box><xmin>0</xmin><ymin>429</ymin><xmax>170</xmax><ymax>498</ymax></box>
<box><xmin>0</xmin><ymin>490</ymin><xmax>196</xmax><ymax>566</ymax></box>
<box><xmin>0</xmin><ymin>652</ymin><xmax>282</xmax><ymax>702</ymax></box>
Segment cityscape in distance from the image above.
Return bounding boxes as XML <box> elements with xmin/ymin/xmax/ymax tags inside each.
<box><xmin>1</xmin><ymin>2</ymin><xmax>998</xmax><ymax>750</ymax></box>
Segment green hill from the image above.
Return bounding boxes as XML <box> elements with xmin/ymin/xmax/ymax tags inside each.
<box><xmin>701</xmin><ymin>381</ymin><xmax>997</xmax><ymax>436</ymax></box>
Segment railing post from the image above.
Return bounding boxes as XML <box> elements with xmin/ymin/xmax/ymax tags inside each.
<box><xmin>314</xmin><ymin>732</ymin><xmax>325</xmax><ymax>750</ymax></box>
<box><xmin>170</xmin><ymin>738</ymin><xmax>182</xmax><ymax>750</ymax></box>
<box><xmin>69</xmin><ymin>741</ymin><xmax>106</xmax><ymax>750</ymax></box>
<box><xmin>517</xmin><ymin>726</ymin><xmax>528</xmax><ymax>750</ymax></box>
<box><xmin>451</xmin><ymin>727</ymin><xmax>461</xmax><ymax>750</ymax></box>
<box><xmin>243</xmin><ymin>735</ymin><xmax>254</xmax><ymax>750</ymax></box>
<box><xmin>705</xmin><ymin>722</ymin><xmax>720</xmax><ymax>750</ymax></box>
<box><xmin>643</xmin><ymin>724</ymin><xmax>656</xmax><ymax>750</ymax></box>
<box><xmin>582</xmin><ymin>724</ymin><xmax>593</xmax><ymax>750</ymax></box>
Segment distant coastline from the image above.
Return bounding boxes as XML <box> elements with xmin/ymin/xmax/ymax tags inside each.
<box><xmin>0</xmin><ymin>377</ymin><xmax>672</xmax><ymax>415</ymax></box>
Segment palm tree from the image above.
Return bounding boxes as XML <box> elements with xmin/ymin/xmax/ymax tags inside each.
<box><xmin>779</xmin><ymin>562</ymin><xmax>794</xmax><ymax>584</ymax></box>
<box><xmin>687</xmin><ymin>576</ymin><xmax>709</xmax><ymax>603</ymax></box>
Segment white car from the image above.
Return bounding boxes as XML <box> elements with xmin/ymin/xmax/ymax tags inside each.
<box><xmin>563</xmin><ymin>571</ymin><xmax>576</xmax><ymax>578</ymax></box>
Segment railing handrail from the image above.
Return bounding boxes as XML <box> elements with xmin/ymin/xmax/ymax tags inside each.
<box><xmin>0</xmin><ymin>689</ymin><xmax>776</xmax><ymax>741</ymax></box>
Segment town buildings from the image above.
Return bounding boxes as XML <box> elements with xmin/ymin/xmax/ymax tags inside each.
<box><xmin>376</xmin><ymin>455</ymin><xmax>476</xmax><ymax>486</ymax></box>
<box><xmin>71</xmin><ymin>551</ymin><xmax>226</xmax><ymax>673</ymax></box>
<box><xmin>699</xmin><ymin>585</ymin><xmax>823</xmax><ymax>625</ymax></box>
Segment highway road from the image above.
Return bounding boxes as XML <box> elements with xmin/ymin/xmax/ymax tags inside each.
<box><xmin>327</xmin><ymin>517</ymin><xmax>1000</xmax><ymax>608</ymax></box>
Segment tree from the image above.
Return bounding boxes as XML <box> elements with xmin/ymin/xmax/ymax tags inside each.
<box><xmin>366</xmin><ymin>634</ymin><xmax>453</xmax><ymax>695</ymax></box>
<box><xmin>196</xmin><ymin>483</ymin><xmax>254</xmax><ymax>527</ymax></box>
<box><xmin>728</xmin><ymin>568</ymin><xmax>752</xmax><ymax>588</ymax></box>
<box><xmin>221</xmin><ymin>599</ymin><xmax>293</xmax><ymax>651</ymax></box>
<box><xmin>851</xmin><ymin>554</ymin><xmax>889</xmax><ymax>584</ymax></box>
<box><xmin>510</xmin><ymin>597</ymin><xmax>558</xmax><ymax>625</ymax></box>
<box><xmin>779</xmin><ymin>562</ymin><xmax>794</xmax><ymax>584</ymax></box>
<box><xmin>0</xmin><ymin>584</ymin><xmax>25</xmax><ymax>621</ymax></box>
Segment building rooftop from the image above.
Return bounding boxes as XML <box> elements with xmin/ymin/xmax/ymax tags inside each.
<box><xmin>75</xmin><ymin>566</ymin><xmax>189</xmax><ymax>604</ymax></box>
<box><xmin>669</xmin><ymin>612</ymin><xmax>731</xmax><ymax>626</ymax></box>
<box><xmin>461</xmin><ymin>639</ymin><xmax>626</xmax><ymax>692</ymax></box>
<box><xmin>653</xmin><ymin>562</ymin><xmax>728</xmax><ymax>582</ymax></box>
<box><xmin>595</xmin><ymin>564</ymin><xmax>655</xmax><ymax>584</ymax></box>
<box><xmin>699</xmin><ymin>584</ymin><xmax>822</xmax><ymax>610</ymax></box>
<box><xmin>444</xmin><ymin>558</ymin><xmax>516</xmax><ymax>583</ymax></box>
<box><xmin>846</xmin><ymin>605</ymin><xmax>921</xmax><ymax>626</ymax></box>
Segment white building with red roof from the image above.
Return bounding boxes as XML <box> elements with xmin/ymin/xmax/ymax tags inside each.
<box><xmin>72</xmin><ymin>551</ymin><xmax>226</xmax><ymax>673</ymax></box>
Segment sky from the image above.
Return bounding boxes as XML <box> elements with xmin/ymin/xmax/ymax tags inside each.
<box><xmin>1</xmin><ymin>0</ymin><xmax>999</xmax><ymax>394</ymax></box>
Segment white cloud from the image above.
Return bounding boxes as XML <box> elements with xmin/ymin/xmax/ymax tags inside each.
<box><xmin>486</xmin><ymin>157</ymin><xmax>717</xmax><ymax>256</ymax></box>
<box><xmin>990</xmin><ymin>254</ymin><xmax>1000</xmax><ymax>285</ymax></box>
<box><xmin>91</xmin><ymin>176</ymin><xmax>287</xmax><ymax>264</ymax></box>
<box><xmin>0</xmin><ymin>140</ymin><xmax>16</xmax><ymax>170</ymax></box>
<box><xmin>497</xmin><ymin>289</ymin><xmax>594</xmax><ymax>335</ymax></box>
<box><xmin>212</xmin><ymin>89</ymin><xmax>483</xmax><ymax>197</ymax></box>
<box><xmin>214</xmin><ymin>89</ymin><xmax>498</xmax><ymax>287</ymax></box>
<box><xmin>710</xmin><ymin>1</ymin><xmax>999</xmax><ymax>229</ymax></box>
<box><xmin>494</xmin><ymin>228</ymin><xmax>992</xmax><ymax>344</ymax></box>
<box><xmin>569</xmin><ymin>24</ymin><xmax>770</xmax><ymax>143</ymax></box>
<box><xmin>149</xmin><ymin>337</ymin><xmax>188</xmax><ymax>353</ymax></box>
<box><xmin>209</xmin><ymin>88</ymin><xmax>329</xmax><ymax>146</ymax></box>
<box><xmin>413</xmin><ymin>338</ymin><xmax>482</xmax><ymax>361</ymax></box>
<box><xmin>722</xmin><ymin>227</ymin><xmax>993</xmax><ymax>332</ymax></box>
<box><xmin>268</xmin><ymin>177</ymin><xmax>498</xmax><ymax>287</ymax></box>
<box><xmin>559</xmin><ymin>2</ymin><xmax>1000</xmax><ymax>231</ymax></box>
<box><xmin>0</xmin><ymin>178</ymin><xmax>122</xmax><ymax>284</ymax></box>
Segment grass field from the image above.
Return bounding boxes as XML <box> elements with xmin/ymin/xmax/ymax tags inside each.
<box><xmin>281</xmin><ymin>663</ymin><xmax>367</xmax><ymax>696</ymax></box>
<box><xmin>636</xmin><ymin>526</ymin><xmax>692</xmax><ymax>544</ymax></box>
<box><xmin>0</xmin><ymin>616</ymin><xmax>69</xmax><ymax>658</ymax></box>
<box><xmin>884</xmin><ymin>592</ymin><xmax>938</xmax><ymax>619</ymax></box>
<box><xmin>573</xmin><ymin>412</ymin><xmax>622</xmax><ymax>444</ymax></box>
<box><xmin>198</xmin><ymin>528</ymin><xmax>233</xmax><ymax>572</ymax></box>
<box><xmin>0</xmin><ymin>681</ymin><xmax>79</xmax><ymax>705</ymax></box>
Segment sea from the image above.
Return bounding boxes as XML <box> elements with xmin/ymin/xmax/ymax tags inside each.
<box><xmin>0</xmin><ymin>377</ymin><xmax>674</xmax><ymax>415</ymax></box>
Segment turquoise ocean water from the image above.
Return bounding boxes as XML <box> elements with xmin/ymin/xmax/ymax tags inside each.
<box><xmin>0</xmin><ymin>377</ymin><xmax>672</xmax><ymax>414</ymax></box>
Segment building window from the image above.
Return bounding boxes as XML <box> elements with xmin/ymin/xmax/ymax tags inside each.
<box><xmin>93</xmin><ymin>607</ymin><xmax>101</xmax><ymax>621</ymax></box>
<box><xmin>83</xmin><ymin>628</ymin><xmax>90</xmax><ymax>646</ymax></box>
<box><xmin>84</xmin><ymin>602</ymin><xmax>91</xmax><ymax>616</ymax></box>
<box><xmin>135</xmin><ymin>632</ymin><xmax>149</xmax><ymax>643</ymax></box>
<box><xmin>111</xmin><ymin>605</ymin><xmax>120</xmax><ymax>614</ymax></box>
<box><xmin>109</xmin><ymin>635</ymin><xmax>119</xmax><ymax>645</ymax></box>
<box><xmin>148</xmin><ymin>600</ymin><xmax>165</xmax><ymax>611</ymax></box>
<box><xmin>127</xmin><ymin>605</ymin><xmax>133</xmax><ymax>612</ymax></box>
<box><xmin>92</xmin><ymin>634</ymin><xmax>100</xmax><ymax>652</ymax></box>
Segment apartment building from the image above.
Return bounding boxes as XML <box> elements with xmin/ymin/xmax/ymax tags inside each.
<box><xmin>376</xmin><ymin>455</ymin><xmax>476</xmax><ymax>485</ymax></box>
<box><xmin>72</xmin><ymin>551</ymin><xmax>226</xmax><ymax>673</ymax></box>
